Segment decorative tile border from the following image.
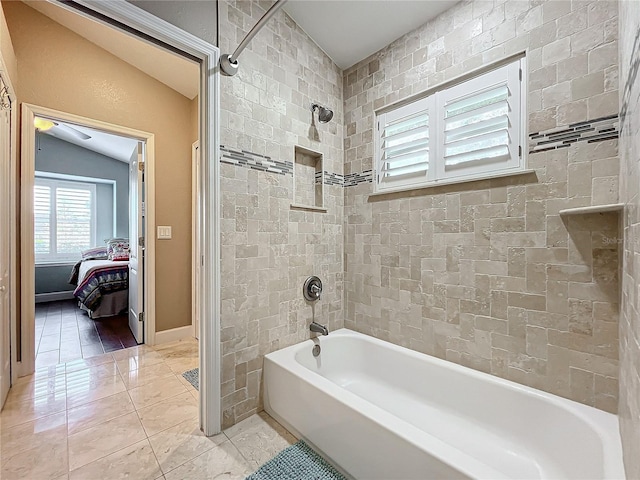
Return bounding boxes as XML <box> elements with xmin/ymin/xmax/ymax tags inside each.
<box><xmin>344</xmin><ymin>170</ymin><xmax>373</xmax><ymax>187</ymax></box>
<box><xmin>220</xmin><ymin>146</ymin><xmax>293</xmax><ymax>176</ymax></box>
<box><xmin>316</xmin><ymin>171</ymin><xmax>344</xmax><ymax>186</ymax></box>
<box><xmin>529</xmin><ymin>115</ymin><xmax>619</xmax><ymax>154</ymax></box>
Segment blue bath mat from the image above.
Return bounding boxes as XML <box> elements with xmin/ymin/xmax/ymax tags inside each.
<box><xmin>246</xmin><ymin>440</ymin><xmax>346</xmax><ymax>480</ymax></box>
<box><xmin>182</xmin><ymin>368</ymin><xmax>199</xmax><ymax>390</ymax></box>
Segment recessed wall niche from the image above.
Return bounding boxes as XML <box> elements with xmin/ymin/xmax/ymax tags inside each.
<box><xmin>291</xmin><ymin>145</ymin><xmax>326</xmax><ymax>211</ymax></box>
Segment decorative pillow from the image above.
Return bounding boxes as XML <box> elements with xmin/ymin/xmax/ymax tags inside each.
<box><xmin>81</xmin><ymin>246</ymin><xmax>108</xmax><ymax>261</ymax></box>
<box><xmin>107</xmin><ymin>238</ymin><xmax>130</xmax><ymax>261</ymax></box>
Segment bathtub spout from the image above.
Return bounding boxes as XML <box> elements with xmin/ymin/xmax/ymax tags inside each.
<box><xmin>310</xmin><ymin>322</ymin><xmax>329</xmax><ymax>336</ymax></box>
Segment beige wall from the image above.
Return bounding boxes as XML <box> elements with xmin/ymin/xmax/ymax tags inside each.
<box><xmin>0</xmin><ymin>2</ymin><xmax>17</xmax><ymax>95</ymax></box>
<box><xmin>344</xmin><ymin>0</ymin><xmax>620</xmax><ymax>412</ymax></box>
<box><xmin>3</xmin><ymin>1</ymin><xmax>194</xmax><ymax>333</ymax></box>
<box><xmin>618</xmin><ymin>1</ymin><xmax>640</xmax><ymax>476</ymax></box>
<box><xmin>218</xmin><ymin>1</ymin><xmax>344</xmax><ymax>427</ymax></box>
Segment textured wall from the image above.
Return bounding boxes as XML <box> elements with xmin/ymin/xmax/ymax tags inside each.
<box><xmin>618</xmin><ymin>0</ymin><xmax>640</xmax><ymax>477</ymax></box>
<box><xmin>218</xmin><ymin>1</ymin><xmax>344</xmax><ymax>427</ymax></box>
<box><xmin>343</xmin><ymin>0</ymin><xmax>621</xmax><ymax>411</ymax></box>
<box><xmin>4</xmin><ymin>1</ymin><xmax>195</xmax><ymax>333</ymax></box>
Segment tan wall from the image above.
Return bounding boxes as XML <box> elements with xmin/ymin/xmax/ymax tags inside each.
<box><xmin>618</xmin><ymin>1</ymin><xmax>640</xmax><ymax>477</ymax></box>
<box><xmin>3</xmin><ymin>1</ymin><xmax>194</xmax><ymax>333</ymax></box>
<box><xmin>344</xmin><ymin>0</ymin><xmax>620</xmax><ymax>412</ymax></box>
<box><xmin>0</xmin><ymin>2</ymin><xmax>17</xmax><ymax>94</ymax></box>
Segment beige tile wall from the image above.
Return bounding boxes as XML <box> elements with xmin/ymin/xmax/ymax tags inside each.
<box><xmin>218</xmin><ymin>1</ymin><xmax>344</xmax><ymax>428</ymax></box>
<box><xmin>343</xmin><ymin>0</ymin><xmax>621</xmax><ymax>411</ymax></box>
<box><xmin>618</xmin><ymin>1</ymin><xmax>640</xmax><ymax>477</ymax></box>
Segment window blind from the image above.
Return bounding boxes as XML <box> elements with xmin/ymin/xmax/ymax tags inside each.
<box><xmin>34</xmin><ymin>185</ymin><xmax>51</xmax><ymax>256</ymax></box>
<box><xmin>34</xmin><ymin>177</ymin><xmax>96</xmax><ymax>263</ymax></box>
<box><xmin>374</xmin><ymin>57</ymin><xmax>524</xmax><ymax>192</ymax></box>
<box><xmin>376</xmin><ymin>97</ymin><xmax>433</xmax><ymax>190</ymax></box>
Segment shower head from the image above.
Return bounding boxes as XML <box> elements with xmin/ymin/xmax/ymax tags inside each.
<box><xmin>311</xmin><ymin>103</ymin><xmax>334</xmax><ymax>123</ymax></box>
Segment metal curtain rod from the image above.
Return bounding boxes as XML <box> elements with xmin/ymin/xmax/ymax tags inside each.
<box><xmin>220</xmin><ymin>0</ymin><xmax>288</xmax><ymax>76</ymax></box>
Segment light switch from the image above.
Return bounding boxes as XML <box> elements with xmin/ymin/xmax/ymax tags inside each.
<box><xmin>157</xmin><ymin>226</ymin><xmax>172</xmax><ymax>239</ymax></box>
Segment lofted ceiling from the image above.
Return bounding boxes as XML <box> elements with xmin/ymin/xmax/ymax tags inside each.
<box><xmin>283</xmin><ymin>0</ymin><xmax>460</xmax><ymax>70</ymax></box>
<box><xmin>39</xmin><ymin>120</ymin><xmax>139</xmax><ymax>163</ymax></box>
<box><xmin>26</xmin><ymin>1</ymin><xmax>199</xmax><ymax>99</ymax></box>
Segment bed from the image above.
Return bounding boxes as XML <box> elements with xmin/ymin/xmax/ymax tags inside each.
<box><xmin>69</xmin><ymin>259</ymin><xmax>129</xmax><ymax>319</ymax></box>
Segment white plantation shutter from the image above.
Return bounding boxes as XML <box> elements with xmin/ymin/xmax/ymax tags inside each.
<box><xmin>34</xmin><ymin>177</ymin><xmax>96</xmax><ymax>263</ymax></box>
<box><xmin>34</xmin><ymin>185</ymin><xmax>51</xmax><ymax>256</ymax></box>
<box><xmin>437</xmin><ymin>61</ymin><xmax>522</xmax><ymax>180</ymax></box>
<box><xmin>376</xmin><ymin>96</ymin><xmax>434</xmax><ymax>190</ymax></box>
<box><xmin>374</xmin><ymin>58</ymin><xmax>524</xmax><ymax>192</ymax></box>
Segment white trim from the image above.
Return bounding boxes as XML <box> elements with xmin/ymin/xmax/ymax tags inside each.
<box><xmin>35</xmin><ymin>291</ymin><xmax>75</xmax><ymax>303</ymax></box>
<box><xmin>192</xmin><ymin>141</ymin><xmax>200</xmax><ymax>340</ymax></box>
<box><xmin>21</xmin><ymin>103</ymin><xmax>157</xmax><ymax>374</ymax></box>
<box><xmin>154</xmin><ymin>324</ymin><xmax>196</xmax><ymax>345</ymax></box>
<box><xmin>60</xmin><ymin>0</ymin><xmax>221</xmax><ymax>436</ymax></box>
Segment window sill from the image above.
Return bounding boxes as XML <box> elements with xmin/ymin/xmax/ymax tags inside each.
<box><xmin>36</xmin><ymin>261</ymin><xmax>78</xmax><ymax>267</ymax></box>
<box><xmin>369</xmin><ymin>169</ymin><xmax>537</xmax><ymax>198</ymax></box>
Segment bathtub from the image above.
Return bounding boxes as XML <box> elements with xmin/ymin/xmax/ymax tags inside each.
<box><xmin>263</xmin><ymin>329</ymin><xmax>625</xmax><ymax>479</ymax></box>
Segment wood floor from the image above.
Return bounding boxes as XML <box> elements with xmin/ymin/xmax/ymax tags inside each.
<box><xmin>35</xmin><ymin>299</ymin><xmax>138</xmax><ymax>368</ymax></box>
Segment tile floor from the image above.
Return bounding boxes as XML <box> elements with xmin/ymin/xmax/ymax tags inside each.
<box><xmin>1</xmin><ymin>337</ymin><xmax>296</xmax><ymax>479</ymax></box>
<box><xmin>36</xmin><ymin>300</ymin><xmax>137</xmax><ymax>368</ymax></box>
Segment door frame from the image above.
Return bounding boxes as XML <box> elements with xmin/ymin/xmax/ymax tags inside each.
<box><xmin>192</xmin><ymin>141</ymin><xmax>200</xmax><ymax>340</ymax></box>
<box><xmin>12</xmin><ymin>0</ymin><xmax>222</xmax><ymax>435</ymax></box>
<box><xmin>0</xmin><ymin>59</ymin><xmax>18</xmax><ymax>389</ymax></box>
<box><xmin>21</xmin><ymin>104</ymin><xmax>157</xmax><ymax>363</ymax></box>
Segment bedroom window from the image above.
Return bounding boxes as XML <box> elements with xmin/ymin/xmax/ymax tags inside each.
<box><xmin>34</xmin><ymin>176</ymin><xmax>96</xmax><ymax>264</ymax></box>
<box><xmin>374</xmin><ymin>57</ymin><xmax>525</xmax><ymax>192</ymax></box>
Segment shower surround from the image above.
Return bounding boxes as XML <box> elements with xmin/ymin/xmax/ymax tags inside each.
<box><xmin>219</xmin><ymin>0</ymin><xmax>623</xmax><ymax>433</ymax></box>
<box><xmin>343</xmin><ymin>0</ymin><xmax>620</xmax><ymax>412</ymax></box>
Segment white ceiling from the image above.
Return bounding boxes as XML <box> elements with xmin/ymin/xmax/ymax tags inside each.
<box><xmin>41</xmin><ymin>121</ymin><xmax>139</xmax><ymax>163</ymax></box>
<box><xmin>26</xmin><ymin>1</ymin><xmax>199</xmax><ymax>99</ymax></box>
<box><xmin>283</xmin><ymin>1</ymin><xmax>460</xmax><ymax>70</ymax></box>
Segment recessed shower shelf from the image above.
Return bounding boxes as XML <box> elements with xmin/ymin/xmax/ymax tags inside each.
<box><xmin>559</xmin><ymin>203</ymin><xmax>624</xmax><ymax>215</ymax></box>
<box><xmin>290</xmin><ymin>203</ymin><xmax>327</xmax><ymax>212</ymax></box>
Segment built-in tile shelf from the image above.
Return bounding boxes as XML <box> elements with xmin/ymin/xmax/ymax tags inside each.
<box><xmin>559</xmin><ymin>203</ymin><xmax>624</xmax><ymax>215</ymax></box>
<box><xmin>290</xmin><ymin>203</ymin><xmax>327</xmax><ymax>212</ymax></box>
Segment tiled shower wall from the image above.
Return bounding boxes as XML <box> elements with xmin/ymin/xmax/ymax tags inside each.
<box><xmin>343</xmin><ymin>0</ymin><xmax>621</xmax><ymax>410</ymax></box>
<box><xmin>619</xmin><ymin>1</ymin><xmax>640</xmax><ymax>477</ymax></box>
<box><xmin>218</xmin><ymin>1</ymin><xmax>344</xmax><ymax>428</ymax></box>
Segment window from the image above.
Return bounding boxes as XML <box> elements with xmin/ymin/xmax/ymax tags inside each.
<box><xmin>375</xmin><ymin>58</ymin><xmax>524</xmax><ymax>192</ymax></box>
<box><xmin>34</xmin><ymin>176</ymin><xmax>96</xmax><ymax>263</ymax></box>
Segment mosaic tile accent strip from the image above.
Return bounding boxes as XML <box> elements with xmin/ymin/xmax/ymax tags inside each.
<box><xmin>529</xmin><ymin>115</ymin><xmax>619</xmax><ymax>154</ymax></box>
<box><xmin>344</xmin><ymin>170</ymin><xmax>373</xmax><ymax>187</ymax></box>
<box><xmin>315</xmin><ymin>171</ymin><xmax>344</xmax><ymax>186</ymax></box>
<box><xmin>221</xmin><ymin>146</ymin><xmax>294</xmax><ymax>176</ymax></box>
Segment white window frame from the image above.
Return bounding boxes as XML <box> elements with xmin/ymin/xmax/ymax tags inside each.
<box><xmin>374</xmin><ymin>57</ymin><xmax>526</xmax><ymax>193</ymax></box>
<box><xmin>34</xmin><ymin>176</ymin><xmax>97</xmax><ymax>264</ymax></box>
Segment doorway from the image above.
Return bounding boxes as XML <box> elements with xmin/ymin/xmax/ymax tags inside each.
<box><xmin>4</xmin><ymin>0</ymin><xmax>221</xmax><ymax>436</ymax></box>
<box><xmin>29</xmin><ymin>110</ymin><xmax>152</xmax><ymax>367</ymax></box>
<box><xmin>24</xmin><ymin>105</ymin><xmax>156</xmax><ymax>369</ymax></box>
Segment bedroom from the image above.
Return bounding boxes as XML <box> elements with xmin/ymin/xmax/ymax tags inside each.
<box><xmin>34</xmin><ymin>121</ymin><xmax>139</xmax><ymax>366</ymax></box>
<box><xmin>1</xmin><ymin>0</ymin><xmax>201</xmax><ymax>372</ymax></box>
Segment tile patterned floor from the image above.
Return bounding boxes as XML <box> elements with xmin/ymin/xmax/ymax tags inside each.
<box><xmin>1</xmin><ymin>337</ymin><xmax>296</xmax><ymax>479</ymax></box>
<box><xmin>35</xmin><ymin>300</ymin><xmax>137</xmax><ymax>368</ymax></box>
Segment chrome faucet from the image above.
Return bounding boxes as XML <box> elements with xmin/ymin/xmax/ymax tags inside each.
<box><xmin>310</xmin><ymin>321</ymin><xmax>329</xmax><ymax>336</ymax></box>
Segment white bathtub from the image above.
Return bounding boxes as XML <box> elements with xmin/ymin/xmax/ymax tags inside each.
<box><xmin>263</xmin><ymin>329</ymin><xmax>625</xmax><ymax>480</ymax></box>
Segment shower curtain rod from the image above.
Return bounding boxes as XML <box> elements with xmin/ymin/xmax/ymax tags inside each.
<box><xmin>220</xmin><ymin>0</ymin><xmax>289</xmax><ymax>76</ymax></box>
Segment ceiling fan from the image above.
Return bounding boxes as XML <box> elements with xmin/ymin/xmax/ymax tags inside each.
<box><xmin>34</xmin><ymin>117</ymin><xmax>92</xmax><ymax>140</ymax></box>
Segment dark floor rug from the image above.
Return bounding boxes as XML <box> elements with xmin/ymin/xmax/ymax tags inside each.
<box><xmin>182</xmin><ymin>367</ymin><xmax>199</xmax><ymax>390</ymax></box>
<box><xmin>246</xmin><ymin>440</ymin><xmax>346</xmax><ymax>480</ymax></box>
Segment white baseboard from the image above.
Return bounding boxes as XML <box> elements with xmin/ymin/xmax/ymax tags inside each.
<box><xmin>154</xmin><ymin>324</ymin><xmax>194</xmax><ymax>345</ymax></box>
<box><xmin>35</xmin><ymin>291</ymin><xmax>75</xmax><ymax>303</ymax></box>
